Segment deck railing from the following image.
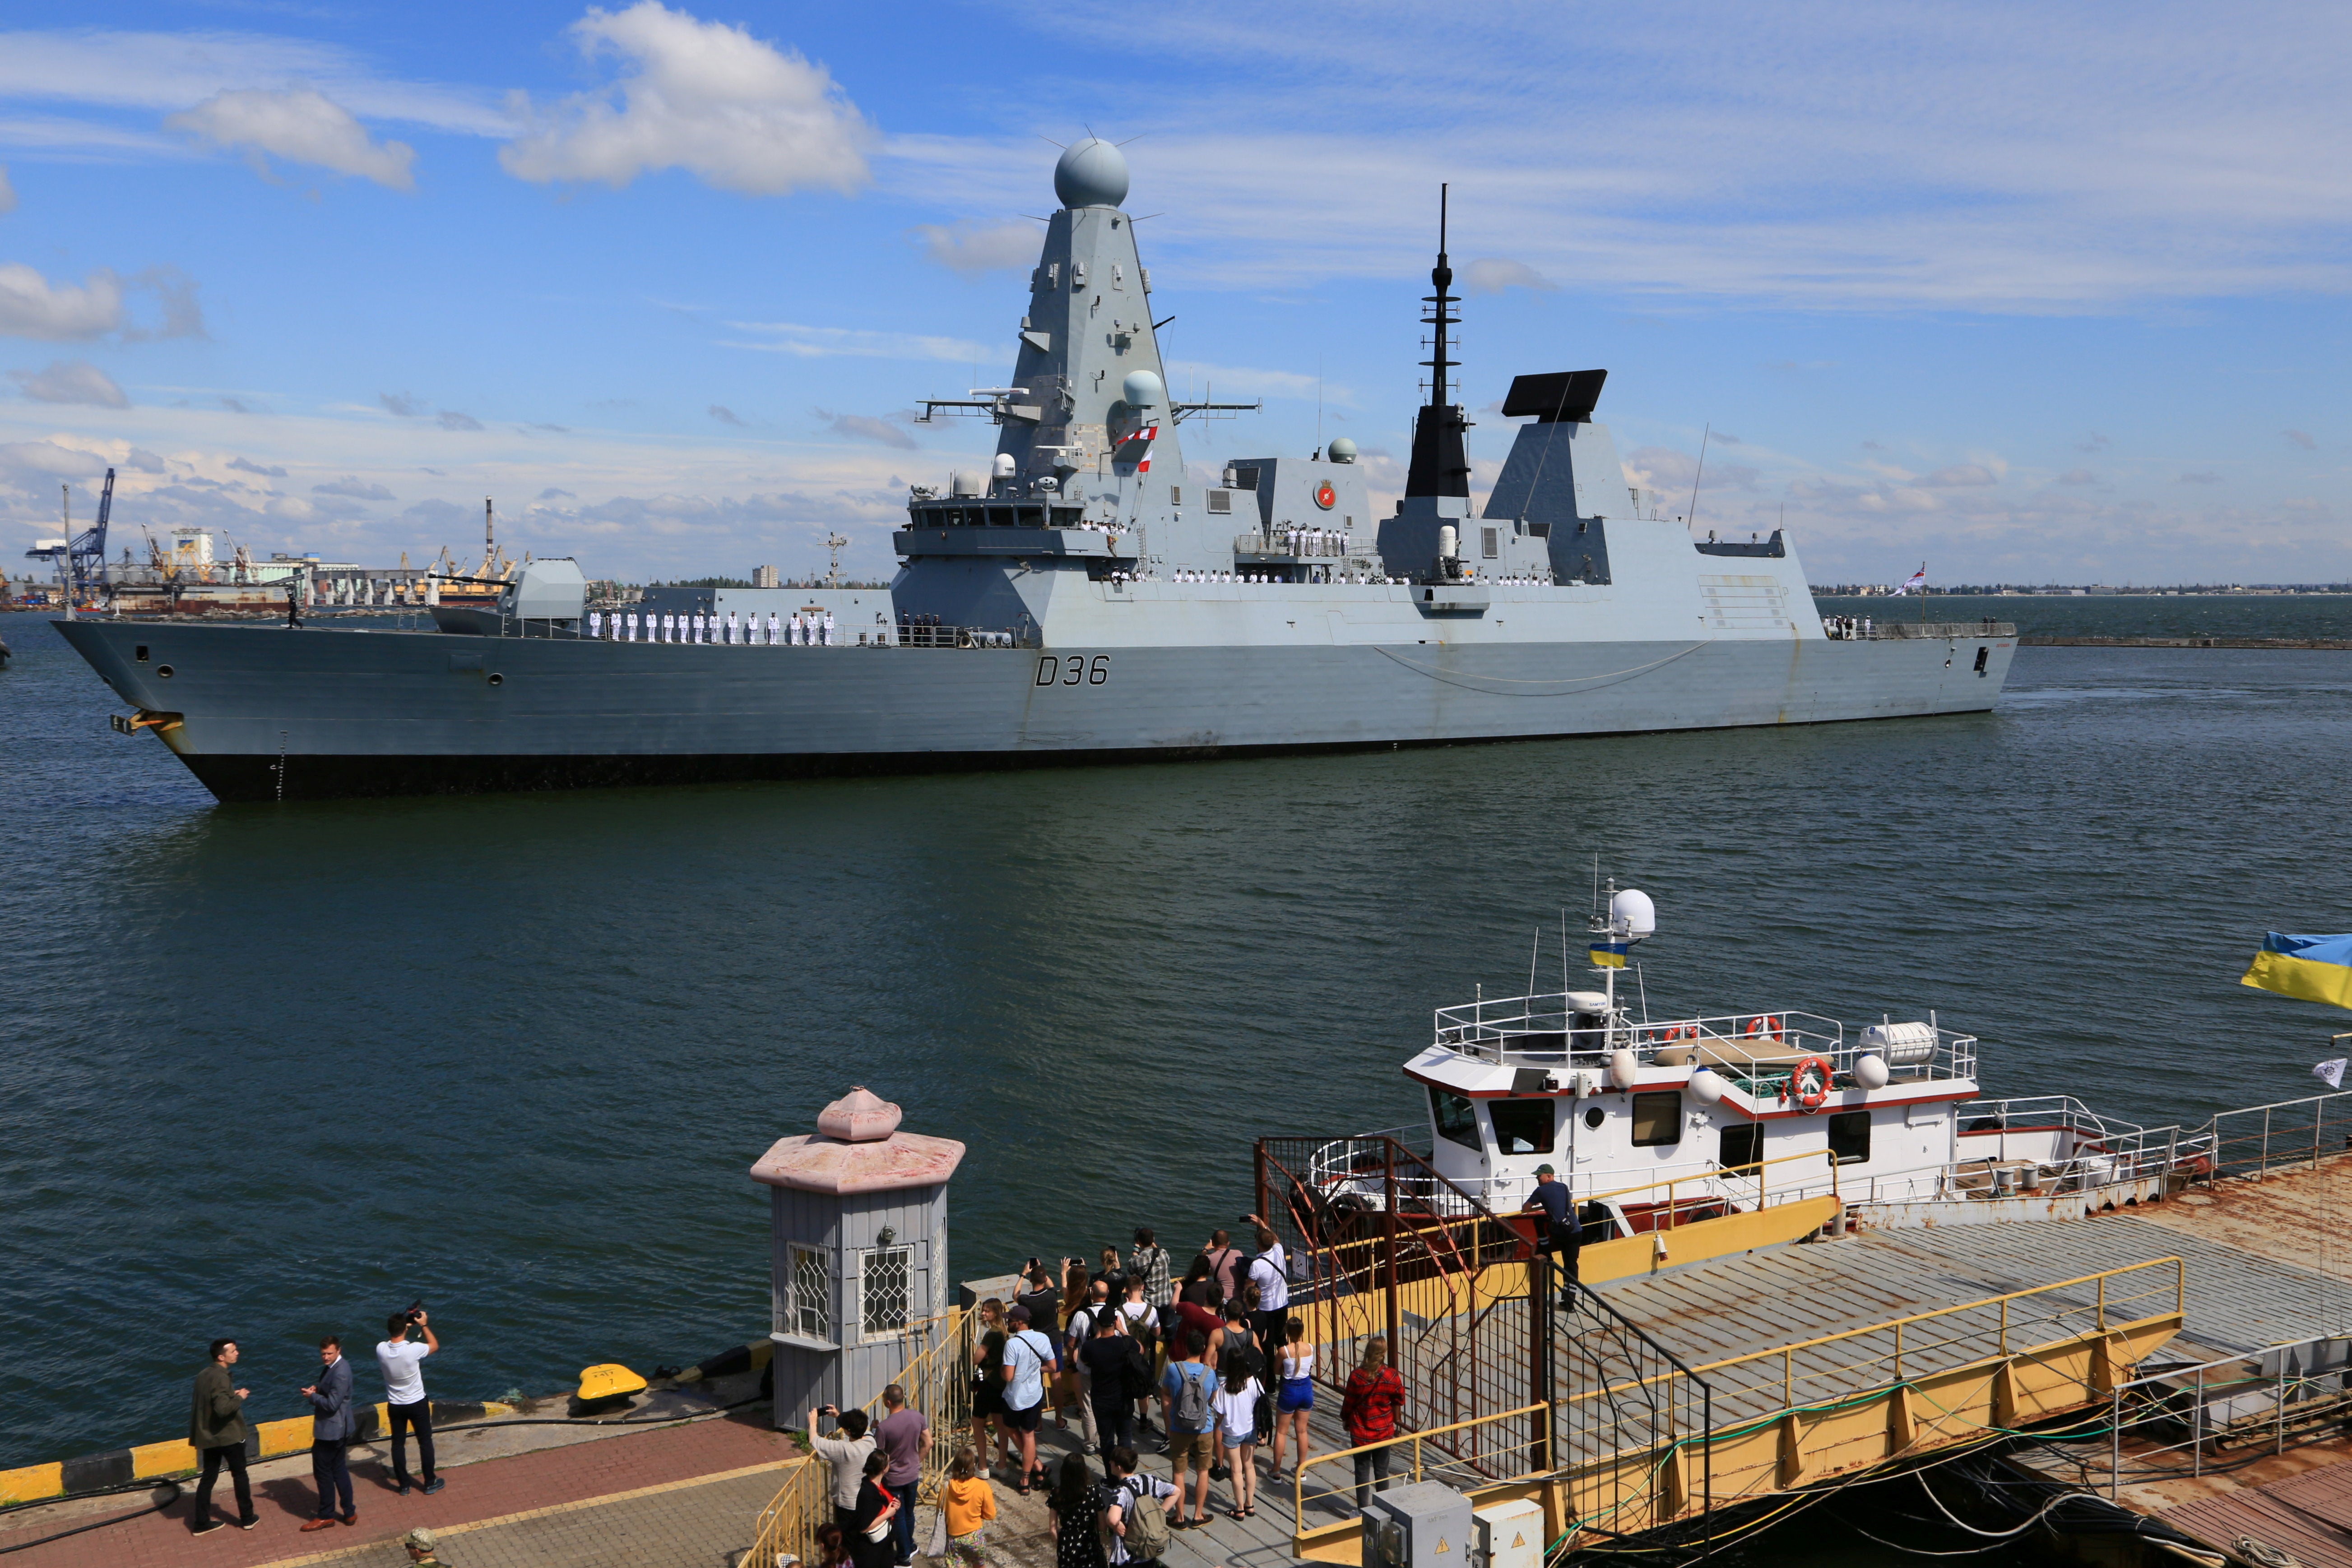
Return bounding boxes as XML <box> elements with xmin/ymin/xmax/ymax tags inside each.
<box><xmin>743</xmin><ymin>1308</ymin><xmax>973</xmax><ymax>1568</ymax></box>
<box><xmin>2205</xmin><ymin>1088</ymin><xmax>2352</xmax><ymax>1182</ymax></box>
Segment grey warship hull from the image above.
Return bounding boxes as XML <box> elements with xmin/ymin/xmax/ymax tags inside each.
<box><xmin>54</xmin><ymin>595</ymin><xmax>2012</xmax><ymax>802</ymax></box>
<box><xmin>55</xmin><ymin>139</ymin><xmax>2017</xmax><ymax>803</ymax></box>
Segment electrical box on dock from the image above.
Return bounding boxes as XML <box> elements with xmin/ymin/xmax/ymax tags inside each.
<box><xmin>1473</xmin><ymin>1497</ymin><xmax>1544</xmax><ymax>1568</ymax></box>
<box><xmin>1364</xmin><ymin>1482</ymin><xmax>1474</xmax><ymax>1568</ymax></box>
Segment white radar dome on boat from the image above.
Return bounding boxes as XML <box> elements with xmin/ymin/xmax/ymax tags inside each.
<box><xmin>992</xmin><ymin>453</ymin><xmax>1017</xmax><ymax>480</ymax></box>
<box><xmin>1122</xmin><ymin>369</ymin><xmax>1164</xmax><ymax>409</ymax></box>
<box><xmin>1610</xmin><ymin>888</ymin><xmax>1656</xmax><ymax>939</ymax></box>
<box><xmin>1607</xmin><ymin>1049</ymin><xmax>1638</xmax><ymax>1089</ymax></box>
<box><xmin>1687</xmin><ymin>1068</ymin><xmax>1726</xmax><ymax>1104</ymax></box>
<box><xmin>1564</xmin><ymin>990</ymin><xmax>1611</xmax><ymax>1014</ymax></box>
<box><xmin>1054</xmin><ymin>138</ymin><xmax>1130</xmax><ymax>209</ymax></box>
<box><xmin>1860</xmin><ymin>1021</ymin><xmax>1937</xmax><ymax>1066</ymax></box>
<box><xmin>949</xmin><ymin>470</ymin><xmax>985</xmax><ymax>498</ymax></box>
<box><xmin>1853</xmin><ymin>1054</ymin><xmax>1891</xmax><ymax>1090</ymax></box>
<box><xmin>1327</xmin><ymin>436</ymin><xmax>1359</xmax><ymax>462</ymax></box>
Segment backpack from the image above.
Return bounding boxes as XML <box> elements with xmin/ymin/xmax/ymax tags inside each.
<box><xmin>1122</xmin><ymin>1338</ymin><xmax>1155</xmax><ymax>1402</ymax></box>
<box><xmin>1109</xmin><ymin>1475</ymin><xmax>1170</xmax><ymax>1563</ymax></box>
<box><xmin>1170</xmin><ymin>1363</ymin><xmax>1212</xmax><ymax>1432</ymax></box>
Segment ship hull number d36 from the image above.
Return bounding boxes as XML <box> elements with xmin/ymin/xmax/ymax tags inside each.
<box><xmin>1036</xmin><ymin>655</ymin><xmax>1110</xmax><ymax>687</ymax></box>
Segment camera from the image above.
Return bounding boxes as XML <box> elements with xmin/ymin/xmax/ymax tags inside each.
<box><xmin>404</xmin><ymin>1300</ymin><xmax>426</xmax><ymax>1324</ymax></box>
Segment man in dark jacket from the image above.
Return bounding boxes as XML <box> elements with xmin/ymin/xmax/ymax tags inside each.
<box><xmin>189</xmin><ymin>1339</ymin><xmax>257</xmax><ymax>1534</ymax></box>
<box><xmin>300</xmin><ymin>1336</ymin><xmax>358</xmax><ymax>1530</ymax></box>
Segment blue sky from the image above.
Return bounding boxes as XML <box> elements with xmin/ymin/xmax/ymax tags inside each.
<box><xmin>3</xmin><ymin>0</ymin><xmax>2348</xmax><ymax>586</ymax></box>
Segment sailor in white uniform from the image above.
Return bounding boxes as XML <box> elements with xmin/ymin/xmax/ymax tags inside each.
<box><xmin>821</xmin><ymin>611</ymin><xmax>837</xmax><ymax>646</ymax></box>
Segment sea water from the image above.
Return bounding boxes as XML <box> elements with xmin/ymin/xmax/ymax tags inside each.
<box><xmin>4</xmin><ymin>600</ymin><xmax>2351</xmax><ymax>1543</ymax></box>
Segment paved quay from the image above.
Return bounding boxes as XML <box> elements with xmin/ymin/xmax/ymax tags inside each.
<box><xmin>0</xmin><ymin>1410</ymin><xmax>797</xmax><ymax>1568</ymax></box>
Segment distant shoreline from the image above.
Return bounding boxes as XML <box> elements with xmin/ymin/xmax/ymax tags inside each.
<box><xmin>2019</xmin><ymin>634</ymin><xmax>2352</xmax><ymax>649</ymax></box>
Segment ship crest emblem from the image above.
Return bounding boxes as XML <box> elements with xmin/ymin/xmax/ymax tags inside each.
<box><xmin>1313</xmin><ymin>481</ymin><xmax>1336</xmax><ymax>510</ymax></box>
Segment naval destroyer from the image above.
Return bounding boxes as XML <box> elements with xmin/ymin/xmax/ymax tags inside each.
<box><xmin>54</xmin><ymin>138</ymin><xmax>2013</xmax><ymax>802</ymax></box>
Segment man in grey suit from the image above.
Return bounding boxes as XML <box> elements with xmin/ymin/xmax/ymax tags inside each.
<box><xmin>300</xmin><ymin>1336</ymin><xmax>358</xmax><ymax>1530</ymax></box>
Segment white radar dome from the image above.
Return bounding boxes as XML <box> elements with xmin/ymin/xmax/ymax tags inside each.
<box><xmin>1853</xmin><ymin>1054</ymin><xmax>1891</xmax><ymax>1090</ymax></box>
<box><xmin>1054</xmin><ymin>138</ymin><xmax>1130</xmax><ymax>209</ymax></box>
<box><xmin>1610</xmin><ymin>888</ymin><xmax>1656</xmax><ymax>940</ymax></box>
<box><xmin>1687</xmin><ymin>1068</ymin><xmax>1726</xmax><ymax>1104</ymax></box>
<box><xmin>1327</xmin><ymin>436</ymin><xmax>1359</xmax><ymax>462</ymax></box>
<box><xmin>1122</xmin><ymin>369</ymin><xmax>1164</xmax><ymax>409</ymax></box>
<box><xmin>992</xmin><ymin>453</ymin><xmax>1016</xmax><ymax>479</ymax></box>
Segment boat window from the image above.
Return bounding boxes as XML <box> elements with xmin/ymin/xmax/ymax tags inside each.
<box><xmin>1051</xmin><ymin>506</ymin><xmax>1085</xmax><ymax>527</ymax></box>
<box><xmin>1016</xmin><ymin>504</ymin><xmax>1045</xmax><ymax>527</ymax></box>
<box><xmin>1584</xmin><ymin>1106</ymin><xmax>1605</xmax><ymax>1130</ymax></box>
<box><xmin>1829</xmin><ymin>1110</ymin><xmax>1872</xmax><ymax>1165</ymax></box>
<box><xmin>1488</xmin><ymin>1098</ymin><xmax>1555</xmax><ymax>1155</ymax></box>
<box><xmin>1631</xmin><ymin>1091</ymin><xmax>1681</xmax><ymax>1147</ymax></box>
<box><xmin>1719</xmin><ymin>1123</ymin><xmax>1762</xmax><ymax>1172</ymax></box>
<box><xmin>1430</xmin><ymin>1088</ymin><xmax>1480</xmax><ymax>1152</ymax></box>
<box><xmin>1231</xmin><ymin>466</ymin><xmax>1260</xmax><ymax>491</ymax></box>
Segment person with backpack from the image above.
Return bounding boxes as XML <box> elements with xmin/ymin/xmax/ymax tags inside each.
<box><xmin>1210</xmin><ymin>1301</ymin><xmax>1264</xmax><ymax>1483</ymax></box>
<box><xmin>1078</xmin><ymin>1292</ymin><xmax>1143</xmax><ymax>1456</ymax></box>
<box><xmin>1158</xmin><ymin>1330</ymin><xmax>1219</xmax><ymax>1529</ymax></box>
<box><xmin>1114</xmin><ymin>1277</ymin><xmax>1160</xmax><ymax>1439</ymax></box>
<box><xmin>1099</xmin><ymin>1444</ymin><xmax>1176</xmax><ymax>1567</ymax></box>
<box><xmin>1001</xmin><ymin>1304</ymin><xmax>1058</xmax><ymax>1494</ymax></box>
<box><xmin>1340</xmin><ymin>1336</ymin><xmax>1406</xmax><ymax>1512</ymax></box>
<box><xmin>970</xmin><ymin>1299</ymin><xmax>1011</xmax><ymax>1475</ymax></box>
<box><xmin>1063</xmin><ymin>1276</ymin><xmax>1112</xmax><ymax>1451</ymax></box>
<box><xmin>1242</xmin><ymin>1220</ymin><xmax>1293</xmax><ymax>1440</ymax></box>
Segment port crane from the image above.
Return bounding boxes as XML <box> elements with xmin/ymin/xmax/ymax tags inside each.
<box><xmin>24</xmin><ymin>467</ymin><xmax>115</xmax><ymax>608</ymax></box>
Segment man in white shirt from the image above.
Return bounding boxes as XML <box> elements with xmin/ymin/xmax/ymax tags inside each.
<box><xmin>376</xmin><ymin>1310</ymin><xmax>444</xmax><ymax>1495</ymax></box>
<box><xmin>1243</xmin><ymin>1219</ymin><xmax>1291</xmax><ymax>1441</ymax></box>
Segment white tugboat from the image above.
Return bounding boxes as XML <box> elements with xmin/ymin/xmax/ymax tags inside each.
<box><xmin>1315</xmin><ymin>885</ymin><xmax>2211</xmax><ymax>1246</ymax></box>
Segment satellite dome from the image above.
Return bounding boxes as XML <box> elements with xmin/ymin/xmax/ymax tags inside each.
<box><xmin>1327</xmin><ymin>436</ymin><xmax>1358</xmax><ymax>463</ymax></box>
<box><xmin>1054</xmin><ymin>138</ymin><xmax>1130</xmax><ymax>209</ymax></box>
<box><xmin>1121</xmin><ymin>369</ymin><xmax>1164</xmax><ymax>408</ymax></box>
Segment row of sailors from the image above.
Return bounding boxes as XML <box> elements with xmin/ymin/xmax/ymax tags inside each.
<box><xmin>1277</xmin><ymin>529</ymin><xmax>1352</xmax><ymax>556</ymax></box>
<box><xmin>587</xmin><ymin>609</ymin><xmax>841</xmax><ymax>644</ymax></box>
<box><xmin>1822</xmin><ymin>615</ymin><xmax>1874</xmax><ymax>639</ymax></box>
<box><xmin>1174</xmin><ymin>569</ymin><xmax>1400</xmax><ymax>584</ymax></box>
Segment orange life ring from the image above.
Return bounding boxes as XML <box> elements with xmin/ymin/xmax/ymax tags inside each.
<box><xmin>1747</xmin><ymin>1015</ymin><xmax>1779</xmax><ymax>1038</ymax></box>
<box><xmin>1788</xmin><ymin>1055</ymin><xmax>1831</xmax><ymax>1112</ymax></box>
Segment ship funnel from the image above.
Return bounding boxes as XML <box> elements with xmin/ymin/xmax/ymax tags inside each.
<box><xmin>1610</xmin><ymin>888</ymin><xmax>1656</xmax><ymax>940</ymax></box>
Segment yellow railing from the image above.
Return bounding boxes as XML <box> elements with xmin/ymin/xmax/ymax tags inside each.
<box><xmin>745</xmin><ymin>1308</ymin><xmax>974</xmax><ymax>1568</ymax></box>
<box><xmin>1290</xmin><ymin>1403</ymin><xmax>1549</xmax><ymax>1554</ymax></box>
<box><xmin>1563</xmin><ymin>1255</ymin><xmax>2183</xmax><ymax>1420</ymax></box>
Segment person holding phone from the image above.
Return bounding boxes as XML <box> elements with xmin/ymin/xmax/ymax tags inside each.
<box><xmin>808</xmin><ymin>1402</ymin><xmax>876</xmax><ymax>1534</ymax></box>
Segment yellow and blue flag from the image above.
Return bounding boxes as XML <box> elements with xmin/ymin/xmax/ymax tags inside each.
<box><xmin>1589</xmin><ymin>939</ymin><xmax>1628</xmax><ymax>969</ymax></box>
<box><xmin>2241</xmin><ymin>933</ymin><xmax>2352</xmax><ymax>1011</ymax></box>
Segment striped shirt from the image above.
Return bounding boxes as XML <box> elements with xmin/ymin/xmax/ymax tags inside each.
<box><xmin>1128</xmin><ymin>1244</ymin><xmax>1172</xmax><ymax>1308</ymax></box>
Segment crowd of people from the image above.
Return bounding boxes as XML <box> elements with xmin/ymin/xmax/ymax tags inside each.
<box><xmin>802</xmin><ymin>1217</ymin><xmax>1418</xmax><ymax>1568</ymax></box>
<box><xmin>182</xmin><ymin>1309</ymin><xmax>447</xmax><ymax>1537</ymax></box>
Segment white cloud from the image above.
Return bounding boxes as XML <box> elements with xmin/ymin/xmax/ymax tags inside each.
<box><xmin>0</xmin><ymin>28</ymin><xmax>506</xmax><ymax>134</ymax></box>
<box><xmin>437</xmin><ymin>410</ymin><xmax>483</xmax><ymax>431</ymax></box>
<box><xmin>911</xmin><ymin>220</ymin><xmax>1040</xmax><ymax>276</ymax></box>
<box><xmin>1463</xmin><ymin>257</ymin><xmax>1554</xmax><ymax>295</ymax></box>
<box><xmin>818</xmin><ymin>410</ymin><xmax>914</xmax><ymax>449</ymax></box>
<box><xmin>499</xmin><ymin>2</ymin><xmax>874</xmax><ymax>196</ymax></box>
<box><xmin>721</xmin><ymin>319</ymin><xmax>997</xmax><ymax>363</ymax></box>
<box><xmin>228</xmin><ymin>456</ymin><xmax>286</xmax><ymax>477</ymax></box>
<box><xmin>10</xmin><ymin>358</ymin><xmax>127</xmax><ymax>407</ymax></box>
<box><xmin>0</xmin><ymin>265</ymin><xmax>122</xmax><ymax>339</ymax></box>
<box><xmin>380</xmin><ymin>391</ymin><xmax>424</xmax><ymax>416</ymax></box>
<box><xmin>0</xmin><ymin>436</ymin><xmax>109</xmax><ymax>483</ymax></box>
<box><xmin>167</xmin><ymin>88</ymin><xmax>416</xmax><ymax>191</ymax></box>
<box><xmin>1164</xmin><ymin>359</ymin><xmax>1340</xmax><ymax>403</ymax></box>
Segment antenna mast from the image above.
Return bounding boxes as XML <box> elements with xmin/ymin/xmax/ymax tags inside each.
<box><xmin>1403</xmin><ymin>184</ymin><xmax>1471</xmax><ymax>499</ymax></box>
<box><xmin>826</xmin><ymin>532</ymin><xmax>849</xmax><ymax>588</ymax></box>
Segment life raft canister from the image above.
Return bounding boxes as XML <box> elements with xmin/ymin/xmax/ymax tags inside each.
<box><xmin>1313</xmin><ymin>481</ymin><xmax>1336</xmax><ymax>510</ymax></box>
<box><xmin>1789</xmin><ymin>1055</ymin><xmax>1831</xmax><ymax>1112</ymax></box>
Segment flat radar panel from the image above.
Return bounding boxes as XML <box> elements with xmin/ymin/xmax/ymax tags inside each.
<box><xmin>1501</xmin><ymin>369</ymin><xmax>1608</xmax><ymax>423</ymax></box>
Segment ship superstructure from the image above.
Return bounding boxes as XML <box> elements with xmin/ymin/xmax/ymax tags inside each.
<box><xmin>55</xmin><ymin>138</ymin><xmax>2014</xmax><ymax>802</ymax></box>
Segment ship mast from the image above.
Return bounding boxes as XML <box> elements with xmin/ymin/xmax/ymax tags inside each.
<box><xmin>1404</xmin><ymin>185</ymin><xmax>1471</xmax><ymax>500</ymax></box>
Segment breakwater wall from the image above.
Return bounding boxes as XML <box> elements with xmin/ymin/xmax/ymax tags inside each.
<box><xmin>2021</xmin><ymin>635</ymin><xmax>2352</xmax><ymax>649</ymax></box>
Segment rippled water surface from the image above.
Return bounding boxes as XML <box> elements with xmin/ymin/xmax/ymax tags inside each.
<box><xmin>5</xmin><ymin>601</ymin><xmax>2352</xmax><ymax>1558</ymax></box>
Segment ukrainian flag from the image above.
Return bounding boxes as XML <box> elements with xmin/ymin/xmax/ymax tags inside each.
<box><xmin>2241</xmin><ymin>933</ymin><xmax>2352</xmax><ymax>1011</ymax></box>
<box><xmin>1589</xmin><ymin>940</ymin><xmax>1628</xmax><ymax>969</ymax></box>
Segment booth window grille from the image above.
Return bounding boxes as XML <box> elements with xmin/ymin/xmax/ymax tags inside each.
<box><xmin>786</xmin><ymin>1244</ymin><xmax>832</xmax><ymax>1342</ymax></box>
<box><xmin>860</xmin><ymin>1246</ymin><xmax>912</xmax><ymax>1338</ymax></box>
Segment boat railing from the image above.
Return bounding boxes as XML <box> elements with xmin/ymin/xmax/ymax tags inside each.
<box><xmin>1433</xmin><ymin>993</ymin><xmax>1981</xmax><ymax>1085</ymax></box>
<box><xmin>1957</xmin><ymin>1096</ymin><xmax>2216</xmax><ymax>1185</ymax></box>
<box><xmin>1823</xmin><ymin>618</ymin><xmax>2016</xmax><ymax>640</ymax></box>
<box><xmin>575</xmin><ymin>620</ymin><xmax>1038</xmax><ymax>649</ymax></box>
<box><xmin>2204</xmin><ymin>1088</ymin><xmax>2352</xmax><ymax>1182</ymax></box>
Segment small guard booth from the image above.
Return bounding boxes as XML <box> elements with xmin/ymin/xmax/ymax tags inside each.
<box><xmin>749</xmin><ymin>1087</ymin><xmax>965</xmax><ymax>1423</ymax></box>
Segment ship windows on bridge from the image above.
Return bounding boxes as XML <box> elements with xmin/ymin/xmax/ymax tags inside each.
<box><xmin>1828</xmin><ymin>1110</ymin><xmax>1872</xmax><ymax>1165</ymax></box>
<box><xmin>1489</xmin><ymin>1099</ymin><xmax>1556</xmax><ymax>1155</ymax></box>
<box><xmin>1431</xmin><ymin>1088</ymin><xmax>1480</xmax><ymax>1152</ymax></box>
<box><xmin>907</xmin><ymin>501</ymin><xmax>1086</xmax><ymax>528</ymax></box>
<box><xmin>1718</xmin><ymin>1122</ymin><xmax>1762</xmax><ymax>1172</ymax></box>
